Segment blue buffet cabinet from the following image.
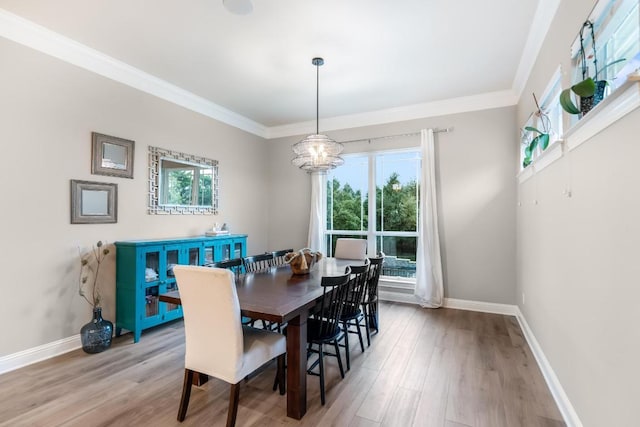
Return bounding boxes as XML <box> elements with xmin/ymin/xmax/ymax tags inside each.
<box><xmin>115</xmin><ymin>234</ymin><xmax>247</xmax><ymax>342</ymax></box>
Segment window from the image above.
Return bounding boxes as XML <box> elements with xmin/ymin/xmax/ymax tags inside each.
<box><xmin>521</xmin><ymin>67</ymin><xmax>563</xmax><ymax>170</ymax></box>
<box><xmin>325</xmin><ymin>150</ymin><xmax>421</xmax><ymax>280</ymax></box>
<box><xmin>571</xmin><ymin>0</ymin><xmax>639</xmax><ymax>90</ymax></box>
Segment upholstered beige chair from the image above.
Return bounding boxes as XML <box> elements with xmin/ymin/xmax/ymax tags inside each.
<box><xmin>334</xmin><ymin>238</ymin><xmax>367</xmax><ymax>260</ymax></box>
<box><xmin>173</xmin><ymin>265</ymin><xmax>286</xmax><ymax>427</ymax></box>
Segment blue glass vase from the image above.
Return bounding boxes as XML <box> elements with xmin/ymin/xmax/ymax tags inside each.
<box><xmin>81</xmin><ymin>307</ymin><xmax>113</xmax><ymax>354</ymax></box>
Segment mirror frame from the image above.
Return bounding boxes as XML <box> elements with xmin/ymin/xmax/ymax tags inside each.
<box><xmin>70</xmin><ymin>180</ymin><xmax>118</xmax><ymax>224</ymax></box>
<box><xmin>148</xmin><ymin>146</ymin><xmax>219</xmax><ymax>215</ymax></box>
<box><xmin>91</xmin><ymin>132</ymin><xmax>135</xmax><ymax>179</ymax></box>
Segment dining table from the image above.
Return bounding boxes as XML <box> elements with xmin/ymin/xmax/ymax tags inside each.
<box><xmin>158</xmin><ymin>256</ymin><xmax>358</xmax><ymax>420</ymax></box>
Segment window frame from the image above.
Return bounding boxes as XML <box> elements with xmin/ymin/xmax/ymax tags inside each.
<box><xmin>324</xmin><ymin>148</ymin><xmax>421</xmax><ymax>283</ymax></box>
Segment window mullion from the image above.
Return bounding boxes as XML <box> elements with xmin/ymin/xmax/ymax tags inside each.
<box><xmin>367</xmin><ymin>154</ymin><xmax>377</xmax><ymax>256</ymax></box>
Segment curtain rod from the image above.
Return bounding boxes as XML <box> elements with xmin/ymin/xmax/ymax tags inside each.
<box><xmin>340</xmin><ymin>127</ymin><xmax>453</xmax><ymax>144</ymax></box>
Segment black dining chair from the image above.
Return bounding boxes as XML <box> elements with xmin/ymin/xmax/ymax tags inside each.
<box><xmin>210</xmin><ymin>258</ymin><xmax>244</xmax><ymax>275</ymax></box>
<box><xmin>305</xmin><ymin>267</ymin><xmax>351</xmax><ymax>405</ymax></box>
<box><xmin>337</xmin><ymin>262</ymin><xmax>370</xmax><ymax>371</ymax></box>
<box><xmin>271</xmin><ymin>249</ymin><xmax>293</xmax><ymax>267</ymax></box>
<box><xmin>362</xmin><ymin>254</ymin><xmax>384</xmax><ymax>346</ymax></box>
<box><xmin>243</xmin><ymin>253</ymin><xmax>274</xmax><ymax>273</ymax></box>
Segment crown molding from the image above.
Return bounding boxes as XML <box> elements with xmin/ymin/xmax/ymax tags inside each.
<box><xmin>0</xmin><ymin>8</ymin><xmax>268</xmax><ymax>138</ymax></box>
<box><xmin>2</xmin><ymin>7</ymin><xmax>547</xmax><ymax>140</ymax></box>
<box><xmin>512</xmin><ymin>0</ymin><xmax>562</xmax><ymax>100</ymax></box>
<box><xmin>266</xmin><ymin>89</ymin><xmax>519</xmax><ymax>139</ymax></box>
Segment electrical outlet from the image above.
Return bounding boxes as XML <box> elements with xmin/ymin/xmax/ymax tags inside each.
<box><xmin>522</xmin><ymin>292</ymin><xmax>525</xmax><ymax>305</ymax></box>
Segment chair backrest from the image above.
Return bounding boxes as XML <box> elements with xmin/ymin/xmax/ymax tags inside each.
<box><xmin>334</xmin><ymin>238</ymin><xmax>367</xmax><ymax>260</ymax></box>
<box><xmin>365</xmin><ymin>255</ymin><xmax>384</xmax><ymax>302</ymax></box>
<box><xmin>210</xmin><ymin>258</ymin><xmax>243</xmax><ymax>275</ymax></box>
<box><xmin>173</xmin><ymin>265</ymin><xmax>243</xmax><ymax>383</ymax></box>
<box><xmin>345</xmin><ymin>262</ymin><xmax>370</xmax><ymax>307</ymax></box>
<box><xmin>271</xmin><ymin>249</ymin><xmax>294</xmax><ymax>267</ymax></box>
<box><xmin>314</xmin><ymin>268</ymin><xmax>352</xmax><ymax>338</ymax></box>
<box><xmin>243</xmin><ymin>253</ymin><xmax>274</xmax><ymax>273</ymax></box>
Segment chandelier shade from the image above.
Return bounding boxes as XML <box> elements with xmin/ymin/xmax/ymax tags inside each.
<box><xmin>291</xmin><ymin>58</ymin><xmax>344</xmax><ymax>173</ymax></box>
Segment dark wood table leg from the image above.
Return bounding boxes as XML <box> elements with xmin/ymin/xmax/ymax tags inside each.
<box><xmin>286</xmin><ymin>311</ymin><xmax>308</xmax><ymax>419</ymax></box>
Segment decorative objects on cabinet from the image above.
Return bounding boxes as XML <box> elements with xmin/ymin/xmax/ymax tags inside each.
<box><xmin>115</xmin><ymin>234</ymin><xmax>247</xmax><ymax>342</ymax></box>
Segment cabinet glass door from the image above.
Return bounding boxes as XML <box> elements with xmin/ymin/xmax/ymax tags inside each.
<box><xmin>165</xmin><ymin>248</ymin><xmax>179</xmax><ymax>280</ymax></box>
<box><xmin>233</xmin><ymin>242</ymin><xmax>243</xmax><ymax>259</ymax></box>
<box><xmin>204</xmin><ymin>246</ymin><xmax>214</xmax><ymax>265</ymax></box>
<box><xmin>144</xmin><ymin>250</ymin><xmax>160</xmax><ymax>283</ymax></box>
<box><xmin>188</xmin><ymin>247</ymin><xmax>200</xmax><ymax>265</ymax></box>
<box><xmin>164</xmin><ymin>281</ymin><xmax>180</xmax><ymax>314</ymax></box>
<box><xmin>221</xmin><ymin>243</ymin><xmax>231</xmax><ymax>261</ymax></box>
<box><xmin>145</xmin><ymin>285</ymin><xmax>159</xmax><ymax>319</ymax></box>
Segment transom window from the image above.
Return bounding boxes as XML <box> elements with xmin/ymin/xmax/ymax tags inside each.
<box><xmin>325</xmin><ymin>150</ymin><xmax>421</xmax><ymax>280</ymax></box>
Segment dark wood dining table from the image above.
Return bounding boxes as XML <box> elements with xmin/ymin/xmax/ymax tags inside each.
<box><xmin>158</xmin><ymin>257</ymin><xmax>357</xmax><ymax>420</ymax></box>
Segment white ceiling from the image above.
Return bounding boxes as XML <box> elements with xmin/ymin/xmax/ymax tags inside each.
<box><xmin>0</xmin><ymin>0</ymin><xmax>548</xmax><ymax>137</ymax></box>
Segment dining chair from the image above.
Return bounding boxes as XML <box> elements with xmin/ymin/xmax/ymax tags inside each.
<box><xmin>271</xmin><ymin>249</ymin><xmax>293</xmax><ymax>267</ymax></box>
<box><xmin>363</xmin><ymin>254</ymin><xmax>384</xmax><ymax>346</ymax></box>
<box><xmin>338</xmin><ymin>262</ymin><xmax>370</xmax><ymax>371</ymax></box>
<box><xmin>172</xmin><ymin>265</ymin><xmax>286</xmax><ymax>427</ymax></box>
<box><xmin>209</xmin><ymin>258</ymin><xmax>253</xmax><ymax>326</ymax></box>
<box><xmin>334</xmin><ymin>238</ymin><xmax>367</xmax><ymax>260</ymax></box>
<box><xmin>243</xmin><ymin>253</ymin><xmax>274</xmax><ymax>273</ymax></box>
<box><xmin>210</xmin><ymin>258</ymin><xmax>244</xmax><ymax>275</ymax></box>
<box><xmin>305</xmin><ymin>267</ymin><xmax>351</xmax><ymax>405</ymax></box>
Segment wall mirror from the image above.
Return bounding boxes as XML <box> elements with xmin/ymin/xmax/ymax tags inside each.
<box><xmin>71</xmin><ymin>180</ymin><xmax>118</xmax><ymax>224</ymax></box>
<box><xmin>148</xmin><ymin>146</ymin><xmax>219</xmax><ymax>215</ymax></box>
<box><xmin>91</xmin><ymin>132</ymin><xmax>135</xmax><ymax>178</ymax></box>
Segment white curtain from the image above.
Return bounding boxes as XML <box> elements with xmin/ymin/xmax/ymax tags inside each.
<box><xmin>308</xmin><ymin>172</ymin><xmax>326</xmax><ymax>252</ymax></box>
<box><xmin>415</xmin><ymin>129</ymin><xmax>444</xmax><ymax>308</ymax></box>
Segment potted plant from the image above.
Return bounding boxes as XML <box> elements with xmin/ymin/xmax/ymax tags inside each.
<box><xmin>560</xmin><ymin>20</ymin><xmax>626</xmax><ymax>115</ymax></box>
<box><xmin>522</xmin><ymin>94</ymin><xmax>551</xmax><ymax>168</ymax></box>
<box><xmin>78</xmin><ymin>240</ymin><xmax>114</xmax><ymax>353</ymax></box>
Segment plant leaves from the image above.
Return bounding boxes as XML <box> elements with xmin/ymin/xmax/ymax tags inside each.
<box><xmin>560</xmin><ymin>89</ymin><xmax>580</xmax><ymax>114</ymax></box>
<box><xmin>524</xmin><ymin>126</ymin><xmax>543</xmax><ymax>134</ymax></box>
<box><xmin>539</xmin><ymin>134</ymin><xmax>550</xmax><ymax>150</ymax></box>
<box><xmin>523</xmin><ymin>157</ymin><xmax>532</xmax><ymax>168</ymax></box>
<box><xmin>597</xmin><ymin>58</ymin><xmax>626</xmax><ymax>78</ymax></box>
<box><xmin>572</xmin><ymin>77</ymin><xmax>596</xmax><ymax>97</ymax></box>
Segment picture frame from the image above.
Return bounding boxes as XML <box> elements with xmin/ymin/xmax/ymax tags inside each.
<box><xmin>91</xmin><ymin>132</ymin><xmax>135</xmax><ymax>178</ymax></box>
<box><xmin>71</xmin><ymin>180</ymin><xmax>118</xmax><ymax>224</ymax></box>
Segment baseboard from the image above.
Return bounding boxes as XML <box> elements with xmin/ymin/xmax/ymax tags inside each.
<box><xmin>443</xmin><ymin>297</ymin><xmax>518</xmax><ymax>316</ymax></box>
<box><xmin>515</xmin><ymin>307</ymin><xmax>583</xmax><ymax>427</ymax></box>
<box><xmin>0</xmin><ymin>334</ymin><xmax>81</xmax><ymax>375</ymax></box>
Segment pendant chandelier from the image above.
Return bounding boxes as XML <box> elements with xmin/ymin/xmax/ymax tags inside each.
<box><xmin>291</xmin><ymin>57</ymin><xmax>344</xmax><ymax>173</ymax></box>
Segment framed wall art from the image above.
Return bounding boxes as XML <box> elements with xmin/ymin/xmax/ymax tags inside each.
<box><xmin>91</xmin><ymin>132</ymin><xmax>135</xmax><ymax>178</ymax></box>
<box><xmin>71</xmin><ymin>180</ymin><xmax>118</xmax><ymax>224</ymax></box>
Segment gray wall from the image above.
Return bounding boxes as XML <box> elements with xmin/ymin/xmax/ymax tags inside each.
<box><xmin>0</xmin><ymin>38</ymin><xmax>270</xmax><ymax>356</ymax></box>
<box><xmin>268</xmin><ymin>106</ymin><xmax>518</xmax><ymax>304</ymax></box>
<box><xmin>517</xmin><ymin>1</ymin><xmax>640</xmax><ymax>425</ymax></box>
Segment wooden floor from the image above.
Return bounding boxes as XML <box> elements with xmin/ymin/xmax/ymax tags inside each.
<box><xmin>0</xmin><ymin>302</ymin><xmax>565</xmax><ymax>427</ymax></box>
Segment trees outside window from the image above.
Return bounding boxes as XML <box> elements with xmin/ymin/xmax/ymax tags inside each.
<box><xmin>326</xmin><ymin>150</ymin><xmax>421</xmax><ymax>280</ymax></box>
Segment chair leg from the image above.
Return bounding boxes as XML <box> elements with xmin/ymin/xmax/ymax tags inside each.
<box><xmin>333</xmin><ymin>339</ymin><xmax>345</xmax><ymax>379</ymax></box>
<box><xmin>342</xmin><ymin>320</ymin><xmax>351</xmax><ymax>371</ymax></box>
<box><xmin>226</xmin><ymin>382</ymin><xmax>240</xmax><ymax>427</ymax></box>
<box><xmin>177</xmin><ymin>369</ymin><xmax>194</xmax><ymax>422</ymax></box>
<box><xmin>363</xmin><ymin>305</ymin><xmax>371</xmax><ymax>347</ymax></box>
<box><xmin>356</xmin><ymin>319</ymin><xmax>365</xmax><ymax>353</ymax></box>
<box><xmin>277</xmin><ymin>354</ymin><xmax>286</xmax><ymax>395</ymax></box>
<box><xmin>318</xmin><ymin>344</ymin><xmax>326</xmax><ymax>405</ymax></box>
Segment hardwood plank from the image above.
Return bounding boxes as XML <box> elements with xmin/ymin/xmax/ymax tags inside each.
<box><xmin>0</xmin><ymin>303</ymin><xmax>564</xmax><ymax>427</ymax></box>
